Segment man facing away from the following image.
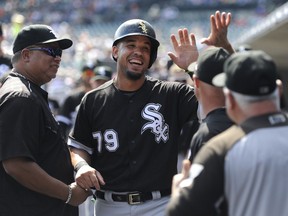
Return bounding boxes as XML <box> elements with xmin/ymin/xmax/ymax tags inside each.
<box><xmin>167</xmin><ymin>50</ymin><xmax>288</xmax><ymax>216</ymax></box>
<box><xmin>188</xmin><ymin>47</ymin><xmax>234</xmax><ymax>162</ymax></box>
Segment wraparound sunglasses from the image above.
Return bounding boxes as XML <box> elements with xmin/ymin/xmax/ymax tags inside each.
<box><xmin>28</xmin><ymin>47</ymin><xmax>62</xmax><ymax>58</ymax></box>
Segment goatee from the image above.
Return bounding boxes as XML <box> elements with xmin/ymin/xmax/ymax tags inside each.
<box><xmin>126</xmin><ymin>70</ymin><xmax>144</xmax><ymax>80</ymax></box>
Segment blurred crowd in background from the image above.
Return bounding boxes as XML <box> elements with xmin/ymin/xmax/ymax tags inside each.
<box><xmin>0</xmin><ymin>0</ymin><xmax>287</xmax><ymax>105</ymax></box>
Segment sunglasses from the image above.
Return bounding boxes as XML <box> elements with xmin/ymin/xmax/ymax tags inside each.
<box><xmin>28</xmin><ymin>47</ymin><xmax>62</xmax><ymax>58</ymax></box>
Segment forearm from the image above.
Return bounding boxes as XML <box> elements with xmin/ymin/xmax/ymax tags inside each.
<box><xmin>3</xmin><ymin>157</ymin><xmax>69</xmax><ymax>202</ymax></box>
<box><xmin>222</xmin><ymin>41</ymin><xmax>235</xmax><ymax>54</ymax></box>
<box><xmin>69</xmin><ymin>146</ymin><xmax>105</xmax><ymax>190</ymax></box>
<box><xmin>69</xmin><ymin>147</ymin><xmax>91</xmax><ymax>167</ymax></box>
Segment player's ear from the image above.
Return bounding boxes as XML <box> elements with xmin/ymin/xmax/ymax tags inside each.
<box><xmin>112</xmin><ymin>46</ymin><xmax>118</xmax><ymax>61</ymax></box>
<box><xmin>225</xmin><ymin>89</ymin><xmax>236</xmax><ymax>111</ymax></box>
<box><xmin>21</xmin><ymin>49</ymin><xmax>31</xmax><ymax>62</ymax></box>
<box><xmin>193</xmin><ymin>75</ymin><xmax>199</xmax><ymax>88</ymax></box>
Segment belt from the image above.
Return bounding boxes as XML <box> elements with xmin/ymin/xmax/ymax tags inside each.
<box><xmin>94</xmin><ymin>189</ymin><xmax>171</xmax><ymax>205</ymax></box>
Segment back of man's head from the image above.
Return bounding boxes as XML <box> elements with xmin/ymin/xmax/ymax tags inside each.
<box><xmin>213</xmin><ymin>50</ymin><xmax>277</xmax><ymax>96</ymax></box>
<box><xmin>213</xmin><ymin>51</ymin><xmax>280</xmax><ymax>122</ymax></box>
<box><xmin>190</xmin><ymin>47</ymin><xmax>230</xmax><ymax>86</ymax></box>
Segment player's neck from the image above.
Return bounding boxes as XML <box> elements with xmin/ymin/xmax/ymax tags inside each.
<box><xmin>113</xmin><ymin>76</ymin><xmax>146</xmax><ymax>92</ymax></box>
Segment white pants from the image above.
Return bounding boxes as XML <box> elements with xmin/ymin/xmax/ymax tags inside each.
<box><xmin>95</xmin><ymin>191</ymin><xmax>170</xmax><ymax>216</ymax></box>
<box><xmin>78</xmin><ymin>195</ymin><xmax>95</xmax><ymax>216</ymax></box>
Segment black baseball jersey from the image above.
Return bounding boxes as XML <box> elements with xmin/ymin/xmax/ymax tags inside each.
<box><xmin>68</xmin><ymin>76</ymin><xmax>198</xmax><ymax>192</ymax></box>
<box><xmin>0</xmin><ymin>72</ymin><xmax>75</xmax><ymax>216</ymax></box>
<box><xmin>56</xmin><ymin>90</ymin><xmax>86</xmax><ymax>139</ymax></box>
<box><xmin>189</xmin><ymin>108</ymin><xmax>234</xmax><ymax>161</ymax></box>
<box><xmin>167</xmin><ymin>112</ymin><xmax>288</xmax><ymax>216</ymax></box>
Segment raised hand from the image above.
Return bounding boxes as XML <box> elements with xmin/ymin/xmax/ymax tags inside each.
<box><xmin>168</xmin><ymin>28</ymin><xmax>199</xmax><ymax>70</ymax></box>
<box><xmin>201</xmin><ymin>11</ymin><xmax>235</xmax><ymax>54</ymax></box>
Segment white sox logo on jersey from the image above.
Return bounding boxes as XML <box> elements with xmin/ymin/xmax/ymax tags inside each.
<box><xmin>141</xmin><ymin>103</ymin><xmax>169</xmax><ymax>143</ymax></box>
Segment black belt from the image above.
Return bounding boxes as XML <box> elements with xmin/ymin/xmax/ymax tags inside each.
<box><xmin>94</xmin><ymin>189</ymin><xmax>171</xmax><ymax>205</ymax></box>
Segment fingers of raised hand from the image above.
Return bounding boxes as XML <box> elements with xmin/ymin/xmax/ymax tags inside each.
<box><xmin>182</xmin><ymin>28</ymin><xmax>191</xmax><ymax>44</ymax></box>
<box><xmin>170</xmin><ymin>34</ymin><xmax>179</xmax><ymax>49</ymax></box>
<box><xmin>178</xmin><ymin>29</ymin><xmax>185</xmax><ymax>45</ymax></box>
<box><xmin>190</xmin><ymin>33</ymin><xmax>196</xmax><ymax>46</ymax></box>
<box><xmin>225</xmin><ymin>12</ymin><xmax>232</xmax><ymax>26</ymax></box>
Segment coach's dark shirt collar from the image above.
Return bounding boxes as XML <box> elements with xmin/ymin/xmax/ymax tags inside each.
<box><xmin>240</xmin><ymin>112</ymin><xmax>288</xmax><ymax>133</ymax></box>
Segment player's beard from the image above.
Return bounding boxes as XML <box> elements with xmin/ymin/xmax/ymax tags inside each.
<box><xmin>125</xmin><ymin>69</ymin><xmax>145</xmax><ymax>81</ymax></box>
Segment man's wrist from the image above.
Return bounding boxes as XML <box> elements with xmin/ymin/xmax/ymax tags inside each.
<box><xmin>184</xmin><ymin>69</ymin><xmax>194</xmax><ymax>78</ymax></box>
<box><xmin>74</xmin><ymin>161</ymin><xmax>89</xmax><ymax>172</ymax></box>
<box><xmin>65</xmin><ymin>185</ymin><xmax>72</xmax><ymax>204</ymax></box>
<box><xmin>222</xmin><ymin>42</ymin><xmax>235</xmax><ymax>54</ymax></box>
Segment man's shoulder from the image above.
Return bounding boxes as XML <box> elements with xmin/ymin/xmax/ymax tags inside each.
<box><xmin>0</xmin><ymin>75</ymin><xmax>38</xmax><ymax>109</ymax></box>
<box><xmin>89</xmin><ymin>80</ymin><xmax>113</xmax><ymax>94</ymax></box>
<box><xmin>0</xmin><ymin>75</ymin><xmax>30</xmax><ymax>96</ymax></box>
<box><xmin>146</xmin><ymin>75</ymin><xmax>194</xmax><ymax>91</ymax></box>
<box><xmin>207</xmin><ymin>125</ymin><xmax>245</xmax><ymax>153</ymax></box>
<box><xmin>193</xmin><ymin>125</ymin><xmax>244</xmax><ymax>166</ymax></box>
<box><xmin>205</xmin><ymin>109</ymin><xmax>234</xmax><ymax>130</ymax></box>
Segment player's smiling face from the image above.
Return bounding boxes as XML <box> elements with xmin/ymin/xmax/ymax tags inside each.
<box><xmin>113</xmin><ymin>35</ymin><xmax>151</xmax><ymax>80</ymax></box>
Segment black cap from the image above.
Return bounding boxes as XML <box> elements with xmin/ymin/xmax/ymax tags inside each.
<box><xmin>188</xmin><ymin>47</ymin><xmax>230</xmax><ymax>86</ymax></box>
<box><xmin>13</xmin><ymin>24</ymin><xmax>73</xmax><ymax>54</ymax></box>
<box><xmin>213</xmin><ymin>50</ymin><xmax>277</xmax><ymax>96</ymax></box>
<box><xmin>92</xmin><ymin>66</ymin><xmax>113</xmax><ymax>81</ymax></box>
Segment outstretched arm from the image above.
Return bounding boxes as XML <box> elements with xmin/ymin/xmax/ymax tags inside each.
<box><xmin>168</xmin><ymin>28</ymin><xmax>199</xmax><ymax>71</ymax></box>
<box><xmin>201</xmin><ymin>10</ymin><xmax>235</xmax><ymax>54</ymax></box>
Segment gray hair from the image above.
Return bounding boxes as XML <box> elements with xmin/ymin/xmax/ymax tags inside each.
<box><xmin>11</xmin><ymin>51</ymin><xmax>21</xmax><ymax>65</ymax></box>
<box><xmin>223</xmin><ymin>87</ymin><xmax>280</xmax><ymax>110</ymax></box>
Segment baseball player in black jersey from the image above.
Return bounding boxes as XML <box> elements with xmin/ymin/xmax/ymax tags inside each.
<box><xmin>167</xmin><ymin>51</ymin><xmax>288</xmax><ymax>216</ymax></box>
<box><xmin>68</xmin><ymin>11</ymin><xmax>233</xmax><ymax>216</ymax></box>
